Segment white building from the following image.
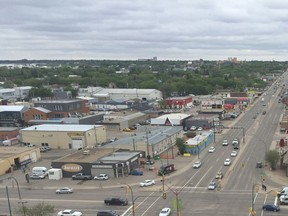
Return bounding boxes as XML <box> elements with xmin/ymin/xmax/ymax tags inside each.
<box><xmin>78</xmin><ymin>87</ymin><xmax>163</xmax><ymax>101</ymax></box>
<box><xmin>150</xmin><ymin>113</ymin><xmax>191</xmax><ymax>126</ymax></box>
<box><xmin>0</xmin><ymin>89</ymin><xmax>15</xmax><ymax>100</ymax></box>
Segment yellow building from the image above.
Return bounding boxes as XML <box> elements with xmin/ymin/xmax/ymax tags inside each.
<box><xmin>0</xmin><ymin>147</ymin><xmax>41</xmax><ymax>176</ymax></box>
<box><xmin>19</xmin><ymin>124</ymin><xmax>106</xmax><ymax>150</ymax></box>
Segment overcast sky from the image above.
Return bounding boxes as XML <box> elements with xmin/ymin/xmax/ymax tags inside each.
<box><xmin>1</xmin><ymin>0</ymin><xmax>288</xmax><ymax>61</ymax></box>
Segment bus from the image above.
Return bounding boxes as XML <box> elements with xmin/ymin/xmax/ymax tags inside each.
<box><xmin>158</xmin><ymin>164</ymin><xmax>175</xmax><ymax>176</ymax></box>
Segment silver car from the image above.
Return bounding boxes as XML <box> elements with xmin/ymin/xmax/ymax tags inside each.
<box><xmin>56</xmin><ymin>187</ymin><xmax>73</xmax><ymax>194</ymax></box>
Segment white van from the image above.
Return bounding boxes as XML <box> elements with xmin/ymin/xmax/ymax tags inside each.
<box><xmin>32</xmin><ymin>167</ymin><xmax>48</xmax><ymax>178</ymax></box>
<box><xmin>278</xmin><ymin>187</ymin><xmax>288</xmax><ymax>197</ymax></box>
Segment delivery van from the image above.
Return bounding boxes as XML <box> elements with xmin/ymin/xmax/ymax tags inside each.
<box><xmin>32</xmin><ymin>167</ymin><xmax>48</xmax><ymax>178</ymax></box>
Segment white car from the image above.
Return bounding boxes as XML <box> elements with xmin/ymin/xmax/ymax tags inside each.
<box><xmin>190</xmin><ymin>126</ymin><xmax>197</xmax><ymax>131</ymax></box>
<box><xmin>159</xmin><ymin>207</ymin><xmax>171</xmax><ymax>216</ymax></box>
<box><xmin>230</xmin><ymin>151</ymin><xmax>237</xmax><ymax>157</ymax></box>
<box><xmin>197</xmin><ymin>127</ymin><xmax>203</xmax><ymax>131</ymax></box>
<box><xmin>224</xmin><ymin>158</ymin><xmax>232</xmax><ymax>166</ymax></box>
<box><xmin>232</xmin><ymin>138</ymin><xmax>239</xmax><ymax>145</ymax></box>
<box><xmin>140</xmin><ymin>179</ymin><xmax>155</xmax><ymax>187</ymax></box>
<box><xmin>208</xmin><ymin>181</ymin><xmax>217</xmax><ymax>190</ymax></box>
<box><xmin>222</xmin><ymin>140</ymin><xmax>228</xmax><ymax>146</ymax></box>
<box><xmin>193</xmin><ymin>161</ymin><xmax>202</xmax><ymax>168</ymax></box>
<box><xmin>208</xmin><ymin>146</ymin><xmax>215</xmax><ymax>153</ymax></box>
<box><xmin>94</xmin><ymin>174</ymin><xmax>109</xmax><ymax>180</ymax></box>
<box><xmin>57</xmin><ymin>209</ymin><xmax>82</xmax><ymax>216</ymax></box>
<box><xmin>56</xmin><ymin>187</ymin><xmax>73</xmax><ymax>194</ymax></box>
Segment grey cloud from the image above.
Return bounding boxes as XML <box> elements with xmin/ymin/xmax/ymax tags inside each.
<box><xmin>1</xmin><ymin>0</ymin><xmax>288</xmax><ymax>60</ymax></box>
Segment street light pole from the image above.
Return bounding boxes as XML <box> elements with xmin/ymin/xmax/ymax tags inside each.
<box><xmin>122</xmin><ymin>183</ymin><xmax>135</xmax><ymax>216</ymax></box>
<box><xmin>3</xmin><ymin>176</ymin><xmax>26</xmax><ymax>216</ymax></box>
<box><xmin>6</xmin><ymin>186</ymin><xmax>12</xmax><ymax>216</ymax></box>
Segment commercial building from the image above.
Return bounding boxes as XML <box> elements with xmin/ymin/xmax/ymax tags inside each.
<box><xmin>0</xmin><ymin>146</ymin><xmax>41</xmax><ymax>176</ymax></box>
<box><xmin>19</xmin><ymin>124</ymin><xmax>106</xmax><ymax>149</ymax></box>
<box><xmin>164</xmin><ymin>96</ymin><xmax>193</xmax><ymax>109</ymax></box>
<box><xmin>51</xmin><ymin>148</ymin><xmax>145</xmax><ymax>178</ymax></box>
<box><xmin>0</xmin><ymin>105</ymin><xmax>29</xmax><ymax>127</ymax></box>
<box><xmin>185</xmin><ymin>131</ymin><xmax>213</xmax><ymax>155</ymax></box>
<box><xmin>150</xmin><ymin>113</ymin><xmax>191</xmax><ymax>126</ymax></box>
<box><xmin>78</xmin><ymin>87</ymin><xmax>163</xmax><ymax>102</ymax></box>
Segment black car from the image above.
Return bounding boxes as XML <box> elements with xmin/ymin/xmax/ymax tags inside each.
<box><xmin>97</xmin><ymin>210</ymin><xmax>119</xmax><ymax>216</ymax></box>
<box><xmin>256</xmin><ymin>162</ymin><xmax>263</xmax><ymax>168</ymax></box>
<box><xmin>104</xmin><ymin>198</ymin><xmax>128</xmax><ymax>206</ymax></box>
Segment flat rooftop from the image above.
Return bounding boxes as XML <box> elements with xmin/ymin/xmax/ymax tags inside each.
<box><xmin>0</xmin><ymin>146</ymin><xmax>38</xmax><ymax>159</ymax></box>
<box><xmin>54</xmin><ymin>148</ymin><xmax>117</xmax><ymax>163</ymax></box>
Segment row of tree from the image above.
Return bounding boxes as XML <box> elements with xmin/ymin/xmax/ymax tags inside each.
<box><xmin>0</xmin><ymin>60</ymin><xmax>287</xmax><ymax>99</ymax></box>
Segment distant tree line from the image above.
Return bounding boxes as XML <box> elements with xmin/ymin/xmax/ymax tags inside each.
<box><xmin>0</xmin><ymin>60</ymin><xmax>286</xmax><ymax>99</ymax></box>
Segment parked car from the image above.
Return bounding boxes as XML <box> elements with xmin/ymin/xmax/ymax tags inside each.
<box><xmin>190</xmin><ymin>126</ymin><xmax>197</xmax><ymax>131</ymax></box>
<box><xmin>129</xmin><ymin>170</ymin><xmax>143</xmax><ymax>176</ymax></box>
<box><xmin>208</xmin><ymin>146</ymin><xmax>215</xmax><ymax>153</ymax></box>
<box><xmin>109</xmin><ymin>137</ymin><xmax>117</xmax><ymax>142</ymax></box>
<box><xmin>224</xmin><ymin>158</ymin><xmax>231</xmax><ymax>166</ymax></box>
<box><xmin>193</xmin><ymin>161</ymin><xmax>202</xmax><ymax>169</ymax></box>
<box><xmin>145</xmin><ymin>160</ymin><xmax>155</xmax><ymax>165</ymax></box>
<box><xmin>56</xmin><ymin>187</ymin><xmax>73</xmax><ymax>194</ymax></box>
<box><xmin>140</xmin><ymin>179</ymin><xmax>155</xmax><ymax>187</ymax></box>
<box><xmin>262</xmin><ymin>204</ymin><xmax>280</xmax><ymax>212</ymax></box>
<box><xmin>40</xmin><ymin>146</ymin><xmax>47</xmax><ymax>152</ymax></box>
<box><xmin>94</xmin><ymin>174</ymin><xmax>109</xmax><ymax>180</ymax></box>
<box><xmin>159</xmin><ymin>207</ymin><xmax>171</xmax><ymax>216</ymax></box>
<box><xmin>230</xmin><ymin>151</ymin><xmax>237</xmax><ymax>157</ymax></box>
<box><xmin>197</xmin><ymin>127</ymin><xmax>203</xmax><ymax>131</ymax></box>
<box><xmin>208</xmin><ymin>181</ymin><xmax>217</xmax><ymax>190</ymax></box>
<box><xmin>29</xmin><ymin>173</ymin><xmax>45</xmax><ymax>180</ymax></box>
<box><xmin>123</xmin><ymin>128</ymin><xmax>131</xmax><ymax>132</ymax></box>
<box><xmin>72</xmin><ymin>173</ymin><xmax>93</xmax><ymax>180</ymax></box>
<box><xmin>57</xmin><ymin>209</ymin><xmax>82</xmax><ymax>216</ymax></box>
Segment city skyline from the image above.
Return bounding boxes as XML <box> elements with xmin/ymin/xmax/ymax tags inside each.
<box><xmin>1</xmin><ymin>0</ymin><xmax>288</xmax><ymax>61</ymax></box>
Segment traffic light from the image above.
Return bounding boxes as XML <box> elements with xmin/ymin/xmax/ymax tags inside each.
<box><xmin>163</xmin><ymin>192</ymin><xmax>167</xmax><ymax>199</ymax></box>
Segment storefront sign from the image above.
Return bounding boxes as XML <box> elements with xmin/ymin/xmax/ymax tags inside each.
<box><xmin>62</xmin><ymin>163</ymin><xmax>83</xmax><ymax>172</ymax></box>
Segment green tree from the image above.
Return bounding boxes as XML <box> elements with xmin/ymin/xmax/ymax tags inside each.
<box><xmin>16</xmin><ymin>202</ymin><xmax>54</xmax><ymax>216</ymax></box>
<box><xmin>175</xmin><ymin>138</ymin><xmax>186</xmax><ymax>155</ymax></box>
<box><xmin>266</xmin><ymin>150</ymin><xmax>280</xmax><ymax>170</ymax></box>
<box><xmin>29</xmin><ymin>87</ymin><xmax>53</xmax><ymax>98</ymax></box>
<box><xmin>3</xmin><ymin>80</ymin><xmax>15</xmax><ymax>88</ymax></box>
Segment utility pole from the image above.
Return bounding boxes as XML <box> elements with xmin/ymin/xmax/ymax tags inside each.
<box><xmin>213</xmin><ymin>119</ymin><xmax>216</xmax><ymax>144</ymax></box>
<box><xmin>146</xmin><ymin>129</ymin><xmax>150</xmax><ymax>158</ymax></box>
